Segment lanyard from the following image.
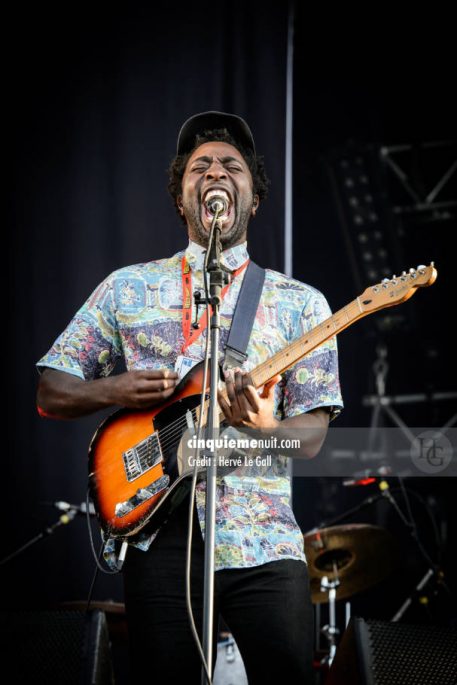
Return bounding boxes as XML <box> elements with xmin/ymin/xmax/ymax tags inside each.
<box><xmin>181</xmin><ymin>255</ymin><xmax>249</xmax><ymax>353</ymax></box>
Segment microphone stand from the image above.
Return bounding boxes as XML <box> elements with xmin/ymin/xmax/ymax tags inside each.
<box><xmin>201</xmin><ymin>211</ymin><xmax>227</xmax><ymax>684</ymax></box>
<box><xmin>0</xmin><ymin>508</ymin><xmax>78</xmax><ymax>566</ymax></box>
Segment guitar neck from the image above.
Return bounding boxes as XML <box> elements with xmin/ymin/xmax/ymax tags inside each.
<box><xmin>196</xmin><ymin>262</ymin><xmax>437</xmax><ymax>419</ymax></box>
<box><xmin>250</xmin><ymin>297</ymin><xmax>365</xmax><ymax>389</ymax></box>
<box><xmin>207</xmin><ymin>296</ymin><xmax>363</xmax><ymax>418</ymax></box>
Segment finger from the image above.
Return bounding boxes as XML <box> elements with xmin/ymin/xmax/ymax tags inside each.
<box><xmin>232</xmin><ymin>371</ymin><xmax>255</xmax><ymax>419</ymax></box>
<box><xmin>234</xmin><ymin>369</ymin><xmax>245</xmax><ymax>398</ymax></box>
<box><xmin>234</xmin><ymin>369</ymin><xmax>250</xmax><ymax>415</ymax></box>
<box><xmin>224</xmin><ymin>370</ymin><xmax>237</xmax><ymax>405</ymax></box>
<box><xmin>138</xmin><ymin>378</ymin><xmax>177</xmax><ymax>393</ymax></box>
<box><xmin>217</xmin><ymin>392</ymin><xmax>232</xmax><ymax>419</ymax></box>
<box><xmin>239</xmin><ymin>371</ymin><xmax>260</xmax><ymax>409</ymax></box>
<box><xmin>131</xmin><ymin>386</ymin><xmax>176</xmax><ymax>408</ymax></box>
<box><xmin>137</xmin><ymin>385</ymin><xmax>176</xmax><ymax>400</ymax></box>
<box><xmin>240</xmin><ymin>384</ymin><xmax>260</xmax><ymax>414</ymax></box>
<box><xmin>139</xmin><ymin>369</ymin><xmax>179</xmax><ymax>380</ymax></box>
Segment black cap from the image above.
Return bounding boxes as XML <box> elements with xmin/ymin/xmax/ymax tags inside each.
<box><xmin>176</xmin><ymin>111</ymin><xmax>256</xmax><ymax>156</ymax></box>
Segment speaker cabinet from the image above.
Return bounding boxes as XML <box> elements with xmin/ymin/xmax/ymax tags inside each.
<box><xmin>326</xmin><ymin>617</ymin><xmax>457</xmax><ymax>685</ymax></box>
<box><xmin>0</xmin><ymin>609</ymin><xmax>114</xmax><ymax>684</ymax></box>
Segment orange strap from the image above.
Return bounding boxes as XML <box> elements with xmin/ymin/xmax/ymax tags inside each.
<box><xmin>181</xmin><ymin>255</ymin><xmax>248</xmax><ymax>353</ymax></box>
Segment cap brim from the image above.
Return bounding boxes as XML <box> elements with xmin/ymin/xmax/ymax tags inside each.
<box><xmin>177</xmin><ymin>111</ymin><xmax>256</xmax><ymax>156</ymax></box>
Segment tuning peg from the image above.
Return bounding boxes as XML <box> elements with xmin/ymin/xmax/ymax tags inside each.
<box><xmin>409</xmin><ymin>268</ymin><xmax>416</xmax><ymax>274</ymax></box>
<box><xmin>401</xmin><ymin>271</ymin><xmax>407</xmax><ymax>276</ymax></box>
<box><xmin>392</xmin><ymin>274</ymin><xmax>396</xmax><ymax>279</ymax></box>
<box><xmin>417</xmin><ymin>264</ymin><xmax>426</xmax><ymax>270</ymax></box>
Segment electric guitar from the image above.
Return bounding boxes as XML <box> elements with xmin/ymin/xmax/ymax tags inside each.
<box><xmin>88</xmin><ymin>264</ymin><xmax>437</xmax><ymax>538</ymax></box>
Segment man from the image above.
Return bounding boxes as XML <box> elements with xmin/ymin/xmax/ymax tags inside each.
<box><xmin>36</xmin><ymin>111</ymin><xmax>343</xmax><ymax>683</ymax></box>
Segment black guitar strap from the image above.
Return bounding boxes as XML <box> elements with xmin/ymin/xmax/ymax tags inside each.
<box><xmin>223</xmin><ymin>260</ymin><xmax>265</xmax><ymax>370</ymax></box>
<box><xmin>134</xmin><ymin>261</ymin><xmax>266</xmax><ymax>534</ymax></box>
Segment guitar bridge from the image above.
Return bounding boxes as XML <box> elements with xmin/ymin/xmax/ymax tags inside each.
<box><xmin>115</xmin><ymin>475</ymin><xmax>170</xmax><ymax>518</ymax></box>
<box><xmin>123</xmin><ymin>433</ymin><xmax>163</xmax><ymax>482</ymax></box>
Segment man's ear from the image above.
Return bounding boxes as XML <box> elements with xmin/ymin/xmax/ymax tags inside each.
<box><xmin>251</xmin><ymin>194</ymin><xmax>260</xmax><ymax>216</ymax></box>
<box><xmin>177</xmin><ymin>195</ymin><xmax>184</xmax><ymax>215</ymax></box>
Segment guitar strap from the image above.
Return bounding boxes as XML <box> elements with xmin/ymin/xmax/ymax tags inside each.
<box><xmin>223</xmin><ymin>260</ymin><xmax>265</xmax><ymax>370</ymax></box>
<box><xmin>151</xmin><ymin>261</ymin><xmax>266</xmax><ymax>528</ymax></box>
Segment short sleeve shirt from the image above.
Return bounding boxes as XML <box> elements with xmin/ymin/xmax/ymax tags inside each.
<box><xmin>37</xmin><ymin>241</ymin><xmax>343</xmax><ymax>570</ymax></box>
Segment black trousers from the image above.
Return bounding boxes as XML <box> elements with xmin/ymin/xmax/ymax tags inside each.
<box><xmin>123</xmin><ymin>495</ymin><xmax>314</xmax><ymax>684</ymax></box>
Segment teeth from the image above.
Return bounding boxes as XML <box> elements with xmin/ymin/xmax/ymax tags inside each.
<box><xmin>204</xmin><ymin>189</ymin><xmax>230</xmax><ymax>203</ymax></box>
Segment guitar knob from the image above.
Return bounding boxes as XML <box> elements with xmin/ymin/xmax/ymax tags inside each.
<box><xmin>417</xmin><ymin>264</ymin><xmax>426</xmax><ymax>271</ymax></box>
<box><xmin>409</xmin><ymin>268</ymin><xmax>416</xmax><ymax>274</ymax></box>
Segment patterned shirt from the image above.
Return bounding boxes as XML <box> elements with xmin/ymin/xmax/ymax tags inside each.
<box><xmin>36</xmin><ymin>241</ymin><xmax>343</xmax><ymax>570</ymax></box>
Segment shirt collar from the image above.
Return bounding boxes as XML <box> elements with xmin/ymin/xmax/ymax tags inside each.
<box><xmin>185</xmin><ymin>239</ymin><xmax>249</xmax><ymax>272</ymax></box>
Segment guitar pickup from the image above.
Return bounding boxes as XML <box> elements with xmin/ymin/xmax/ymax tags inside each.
<box><xmin>114</xmin><ymin>475</ymin><xmax>170</xmax><ymax>518</ymax></box>
<box><xmin>123</xmin><ymin>433</ymin><xmax>163</xmax><ymax>482</ymax></box>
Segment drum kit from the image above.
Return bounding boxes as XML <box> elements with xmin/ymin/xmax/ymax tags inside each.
<box><xmin>4</xmin><ymin>495</ymin><xmax>431</xmax><ymax>685</ymax></box>
<box><xmin>213</xmin><ymin>521</ymin><xmax>400</xmax><ymax>684</ymax></box>
<box><xmin>304</xmin><ymin>522</ymin><xmax>398</xmax><ymax>670</ymax></box>
<box><xmin>213</xmin><ymin>521</ymin><xmax>399</xmax><ymax>684</ymax></box>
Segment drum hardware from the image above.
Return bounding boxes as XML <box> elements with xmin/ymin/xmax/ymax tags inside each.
<box><xmin>305</xmin><ymin>522</ymin><xmax>398</xmax><ymax>673</ymax></box>
<box><xmin>319</xmin><ymin>572</ymin><xmax>341</xmax><ymax>666</ymax></box>
<box><xmin>364</xmin><ymin>343</ymin><xmax>454</xmax><ymax>620</ymax></box>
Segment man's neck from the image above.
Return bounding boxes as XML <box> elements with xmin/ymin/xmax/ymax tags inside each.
<box><xmin>185</xmin><ymin>239</ymin><xmax>249</xmax><ymax>272</ymax></box>
<box><xmin>189</xmin><ymin>237</ymin><xmax>247</xmax><ymax>251</ymax></box>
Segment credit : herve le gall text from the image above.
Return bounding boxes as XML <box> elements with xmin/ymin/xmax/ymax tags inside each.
<box><xmin>187</xmin><ymin>454</ymin><xmax>273</xmax><ymax>468</ymax></box>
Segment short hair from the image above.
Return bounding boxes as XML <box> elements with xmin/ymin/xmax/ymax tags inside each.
<box><xmin>167</xmin><ymin>128</ymin><xmax>270</xmax><ymax>224</ymax></box>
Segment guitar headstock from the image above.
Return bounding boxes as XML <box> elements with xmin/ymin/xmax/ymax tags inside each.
<box><xmin>357</xmin><ymin>263</ymin><xmax>438</xmax><ymax>313</ymax></box>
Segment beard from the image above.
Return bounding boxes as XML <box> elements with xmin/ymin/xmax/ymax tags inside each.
<box><xmin>183</xmin><ymin>193</ymin><xmax>253</xmax><ymax>249</ymax></box>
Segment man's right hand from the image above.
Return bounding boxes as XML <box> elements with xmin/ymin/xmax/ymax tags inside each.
<box><xmin>37</xmin><ymin>367</ymin><xmax>179</xmax><ymax>419</ymax></box>
<box><xmin>108</xmin><ymin>369</ymin><xmax>179</xmax><ymax>409</ymax></box>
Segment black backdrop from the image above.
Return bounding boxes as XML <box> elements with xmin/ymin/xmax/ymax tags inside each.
<box><xmin>7</xmin><ymin>0</ymin><xmax>456</xmax><ymax>644</ymax></box>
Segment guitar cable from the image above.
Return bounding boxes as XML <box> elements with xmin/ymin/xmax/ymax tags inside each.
<box><xmin>85</xmin><ymin>487</ymin><xmax>121</xmax><ymax>575</ymax></box>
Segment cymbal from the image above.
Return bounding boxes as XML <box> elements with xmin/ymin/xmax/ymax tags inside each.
<box><xmin>303</xmin><ymin>523</ymin><xmax>397</xmax><ymax>604</ymax></box>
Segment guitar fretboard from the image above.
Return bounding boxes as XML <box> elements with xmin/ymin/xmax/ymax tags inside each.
<box><xmin>191</xmin><ymin>297</ymin><xmax>365</xmax><ymax>426</ymax></box>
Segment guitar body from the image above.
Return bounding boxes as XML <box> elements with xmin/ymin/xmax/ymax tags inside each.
<box><xmin>88</xmin><ymin>361</ymin><xmax>210</xmax><ymax>538</ymax></box>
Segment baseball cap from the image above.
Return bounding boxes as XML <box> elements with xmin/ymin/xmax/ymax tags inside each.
<box><xmin>176</xmin><ymin>111</ymin><xmax>256</xmax><ymax>156</ymax></box>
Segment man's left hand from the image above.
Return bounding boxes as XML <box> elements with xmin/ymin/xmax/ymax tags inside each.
<box><xmin>218</xmin><ymin>368</ymin><xmax>282</xmax><ymax>431</ymax></box>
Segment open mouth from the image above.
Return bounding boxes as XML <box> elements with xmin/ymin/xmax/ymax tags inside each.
<box><xmin>201</xmin><ymin>188</ymin><xmax>233</xmax><ymax>225</ymax></box>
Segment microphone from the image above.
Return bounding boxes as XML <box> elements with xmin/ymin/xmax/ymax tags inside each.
<box><xmin>342</xmin><ymin>465</ymin><xmax>391</xmax><ymax>487</ymax></box>
<box><xmin>205</xmin><ymin>194</ymin><xmax>228</xmax><ymax>215</ymax></box>
<box><xmin>342</xmin><ymin>477</ymin><xmax>377</xmax><ymax>488</ymax></box>
<box><xmin>50</xmin><ymin>500</ymin><xmax>96</xmax><ymax>515</ymax></box>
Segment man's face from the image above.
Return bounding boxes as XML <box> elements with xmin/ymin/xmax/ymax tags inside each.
<box><xmin>178</xmin><ymin>141</ymin><xmax>259</xmax><ymax>249</ymax></box>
